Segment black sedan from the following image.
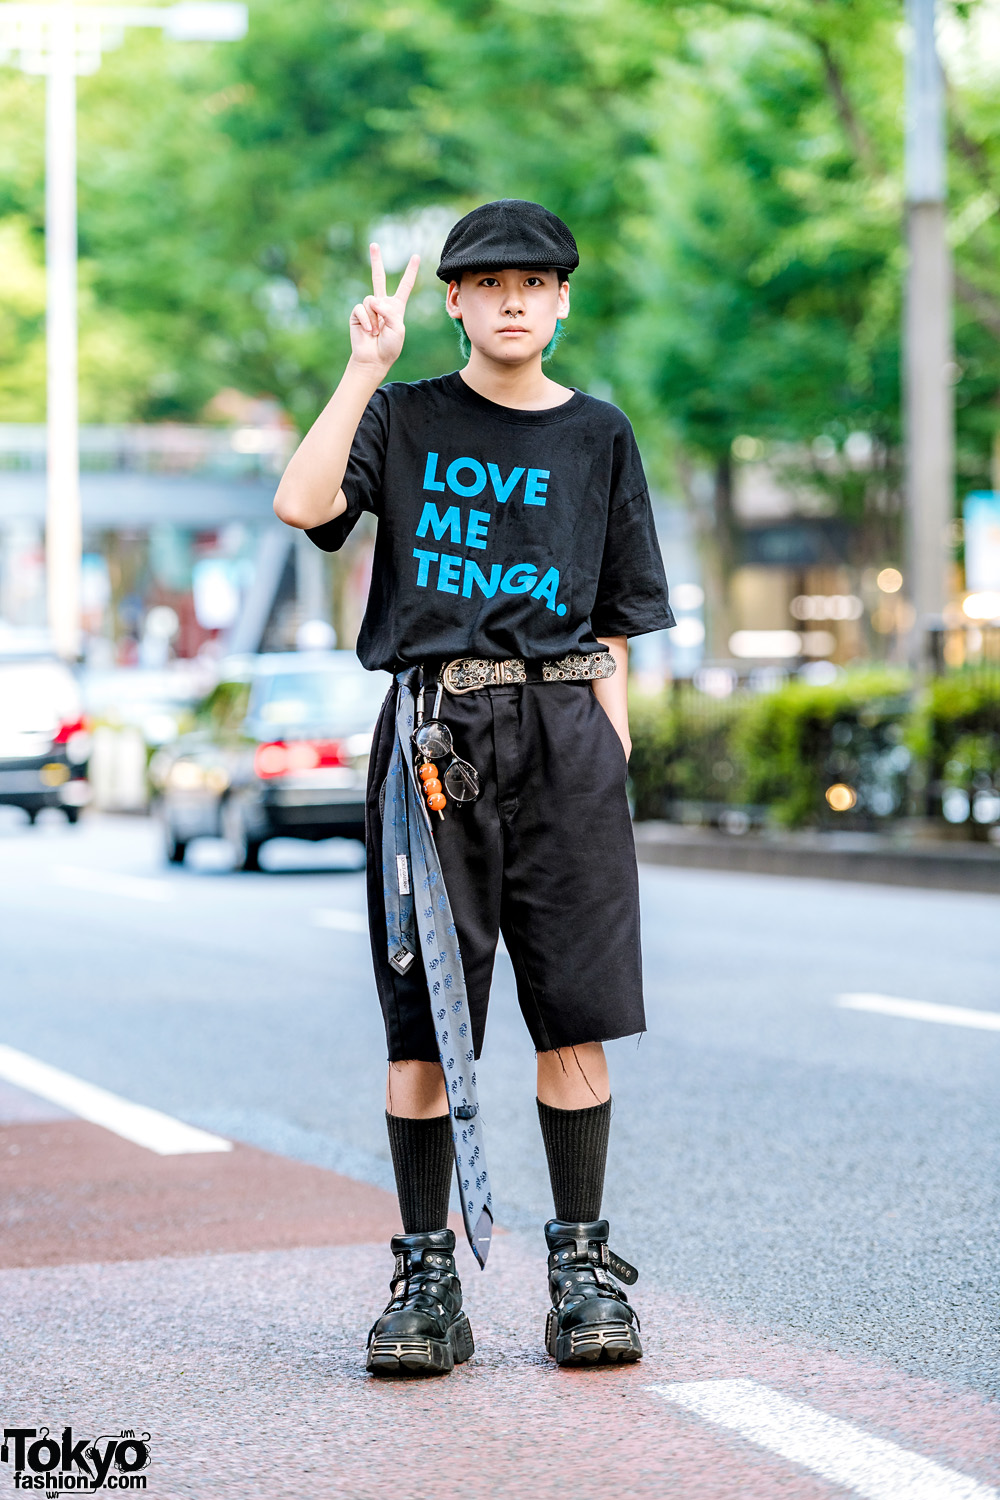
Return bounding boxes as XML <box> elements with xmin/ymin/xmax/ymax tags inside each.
<box><xmin>154</xmin><ymin>651</ymin><xmax>392</xmax><ymax>870</ymax></box>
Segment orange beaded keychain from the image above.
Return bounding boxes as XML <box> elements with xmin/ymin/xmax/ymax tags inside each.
<box><xmin>418</xmin><ymin>760</ymin><xmax>446</xmax><ymax>818</ymax></box>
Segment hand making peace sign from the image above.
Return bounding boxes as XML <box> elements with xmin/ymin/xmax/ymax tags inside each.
<box><xmin>349</xmin><ymin>242</ymin><xmax>420</xmax><ymax>371</ymax></box>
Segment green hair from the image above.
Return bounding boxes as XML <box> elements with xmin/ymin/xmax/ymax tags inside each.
<box><xmin>453</xmin><ymin>318</ymin><xmax>565</xmax><ymax>363</ymax></box>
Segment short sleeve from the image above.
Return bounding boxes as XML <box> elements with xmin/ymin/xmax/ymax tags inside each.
<box><xmin>304</xmin><ymin>387</ymin><xmax>389</xmax><ymax>553</ymax></box>
<box><xmin>591</xmin><ymin>486</ymin><xmax>675</xmax><ymax>637</ymax></box>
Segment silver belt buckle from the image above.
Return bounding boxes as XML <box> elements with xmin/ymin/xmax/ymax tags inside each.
<box><xmin>442</xmin><ymin>656</ymin><xmax>528</xmax><ymax>693</ymax></box>
<box><xmin>442</xmin><ymin>658</ymin><xmax>483</xmax><ymax>694</ymax></box>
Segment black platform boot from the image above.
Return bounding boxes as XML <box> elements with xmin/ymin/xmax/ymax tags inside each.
<box><xmin>544</xmin><ymin>1218</ymin><xmax>643</xmax><ymax>1367</ymax></box>
<box><xmin>366</xmin><ymin>1228</ymin><xmax>475</xmax><ymax>1376</ymax></box>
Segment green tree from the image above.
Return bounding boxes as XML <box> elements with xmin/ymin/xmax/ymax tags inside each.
<box><xmin>0</xmin><ymin>0</ymin><xmax>675</xmax><ymax>429</ymax></box>
<box><xmin>615</xmin><ymin>1</ymin><xmax>1000</xmax><ymax>645</ymax></box>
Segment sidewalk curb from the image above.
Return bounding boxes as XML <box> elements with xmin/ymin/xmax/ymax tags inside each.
<box><xmin>633</xmin><ymin>822</ymin><xmax>1000</xmax><ymax>894</ymax></box>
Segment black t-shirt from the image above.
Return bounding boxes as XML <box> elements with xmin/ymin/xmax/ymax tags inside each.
<box><xmin>305</xmin><ymin>371</ymin><xmax>675</xmax><ymax>672</ymax></box>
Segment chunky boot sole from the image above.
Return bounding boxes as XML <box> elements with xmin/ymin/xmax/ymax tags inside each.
<box><xmin>545</xmin><ymin>1309</ymin><xmax>643</xmax><ymax>1367</ymax></box>
<box><xmin>366</xmin><ymin>1312</ymin><xmax>475</xmax><ymax>1377</ymax></box>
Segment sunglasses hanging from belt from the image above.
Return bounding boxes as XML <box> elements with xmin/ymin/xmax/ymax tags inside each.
<box><xmin>412</xmin><ymin>679</ymin><xmax>481</xmax><ymax>819</ymax></box>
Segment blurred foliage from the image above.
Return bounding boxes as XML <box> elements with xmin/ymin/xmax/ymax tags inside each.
<box><xmin>0</xmin><ymin>0</ymin><xmax>998</xmax><ymax>501</ymax></box>
<box><xmin>628</xmin><ymin>687</ymin><xmax>746</xmax><ymax>818</ymax></box>
<box><xmin>732</xmin><ymin>670</ymin><xmax>913</xmax><ymax>826</ymax></box>
<box><xmin>908</xmin><ymin>667</ymin><xmax>1000</xmax><ymax>802</ymax></box>
<box><xmin>0</xmin><ymin>214</ymin><xmax>158</xmax><ymax>420</ymax></box>
<box><xmin>628</xmin><ymin>669</ymin><xmax>943</xmax><ymax>830</ymax></box>
<box><xmin>624</xmin><ymin>10</ymin><xmax>906</xmax><ymax>470</ymax></box>
<box><xmin>941</xmin><ymin>731</ymin><xmax>999</xmax><ymax>788</ymax></box>
<box><xmin>0</xmin><ymin>0</ymin><xmax>678</xmax><ymax>432</ymax></box>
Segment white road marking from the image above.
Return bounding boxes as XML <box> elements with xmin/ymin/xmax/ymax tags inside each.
<box><xmin>310</xmin><ymin>907</ymin><xmax>368</xmax><ymax>933</ymax></box>
<box><xmin>0</xmin><ymin>1045</ymin><xmax>232</xmax><ymax>1155</ymax></box>
<box><xmin>837</xmin><ymin>993</ymin><xmax>1000</xmax><ymax>1033</ymax></box>
<box><xmin>53</xmin><ymin>864</ymin><xmax>173</xmax><ymax>903</ymax></box>
<box><xmin>648</xmin><ymin>1380</ymin><xmax>998</xmax><ymax>1500</ymax></box>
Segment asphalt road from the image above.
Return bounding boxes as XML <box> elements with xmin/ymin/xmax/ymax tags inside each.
<box><xmin>3</xmin><ymin>806</ymin><xmax>996</xmax><ymax>1388</ymax></box>
<box><xmin>1</xmin><ymin>808</ymin><xmax>997</xmax><ymax>1497</ymax></box>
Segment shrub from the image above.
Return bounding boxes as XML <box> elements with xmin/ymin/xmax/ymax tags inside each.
<box><xmin>909</xmin><ymin>668</ymin><xmax>1000</xmax><ymax>830</ymax></box>
<box><xmin>733</xmin><ymin>671</ymin><xmax>912</xmax><ymax>828</ymax></box>
<box><xmin>628</xmin><ymin>686</ymin><xmax>746</xmax><ymax>821</ymax></box>
<box><xmin>629</xmin><ymin>667</ymin><xmax>1000</xmax><ymax>831</ymax></box>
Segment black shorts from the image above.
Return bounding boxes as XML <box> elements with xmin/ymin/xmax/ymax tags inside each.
<box><xmin>364</xmin><ymin>678</ymin><xmax>646</xmax><ymax>1062</ymax></box>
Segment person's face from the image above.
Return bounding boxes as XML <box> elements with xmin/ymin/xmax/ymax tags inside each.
<box><xmin>446</xmin><ymin>268</ymin><xmax>570</xmax><ymax>364</ymax></box>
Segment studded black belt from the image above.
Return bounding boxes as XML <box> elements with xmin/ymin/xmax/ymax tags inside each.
<box><xmin>433</xmin><ymin>649</ymin><xmax>616</xmax><ymax>695</ymax></box>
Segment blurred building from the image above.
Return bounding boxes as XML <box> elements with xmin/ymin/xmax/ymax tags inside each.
<box><xmin>0</xmin><ymin>395</ymin><xmax>373</xmax><ymax>664</ymax></box>
<box><xmin>723</xmin><ymin>438</ymin><xmax>894</xmax><ymax>668</ymax></box>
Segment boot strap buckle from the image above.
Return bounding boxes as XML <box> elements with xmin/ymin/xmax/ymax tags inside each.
<box><xmin>597</xmin><ymin>1241</ymin><xmax>639</xmax><ymax>1285</ymax></box>
<box><xmin>606</xmin><ymin>1248</ymin><xmax>639</xmax><ymax>1285</ymax></box>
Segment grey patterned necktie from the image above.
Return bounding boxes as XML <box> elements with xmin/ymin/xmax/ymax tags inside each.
<box><xmin>381</xmin><ymin>668</ymin><xmax>493</xmax><ymax>1268</ymax></box>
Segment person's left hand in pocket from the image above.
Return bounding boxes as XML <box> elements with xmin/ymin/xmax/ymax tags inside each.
<box><xmin>591</xmin><ymin>636</ymin><xmax>630</xmax><ymax>760</ymax></box>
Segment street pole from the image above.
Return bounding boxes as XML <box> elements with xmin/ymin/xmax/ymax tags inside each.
<box><xmin>0</xmin><ymin>2</ymin><xmax>248</xmax><ymax>662</ymax></box>
<box><xmin>45</xmin><ymin>7</ymin><xmax>81</xmax><ymax>661</ymax></box>
<box><xmin>903</xmin><ymin>0</ymin><xmax>953</xmax><ymax>671</ymax></box>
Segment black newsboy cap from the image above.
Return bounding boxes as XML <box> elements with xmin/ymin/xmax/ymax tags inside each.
<box><xmin>436</xmin><ymin>199</ymin><xmax>579</xmax><ymax>282</ymax></box>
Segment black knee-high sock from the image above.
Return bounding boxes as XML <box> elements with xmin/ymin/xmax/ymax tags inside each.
<box><xmin>537</xmin><ymin>1097</ymin><xmax>612</xmax><ymax>1223</ymax></box>
<box><xmin>385</xmin><ymin>1112</ymin><xmax>454</xmax><ymax>1234</ymax></box>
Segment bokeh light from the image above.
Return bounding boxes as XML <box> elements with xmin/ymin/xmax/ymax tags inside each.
<box><xmin>962</xmin><ymin>591</ymin><xmax>1000</xmax><ymax>622</ymax></box>
<box><xmin>825</xmin><ymin>783</ymin><xmax>857</xmax><ymax>812</ymax></box>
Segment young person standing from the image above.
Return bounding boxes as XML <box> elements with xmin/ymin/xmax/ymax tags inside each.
<box><xmin>274</xmin><ymin>199</ymin><xmax>674</xmax><ymax>1376</ymax></box>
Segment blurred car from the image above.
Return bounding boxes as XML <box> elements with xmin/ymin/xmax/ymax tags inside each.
<box><xmin>80</xmin><ymin>660</ymin><xmax>214</xmax><ymax>812</ymax></box>
<box><xmin>154</xmin><ymin>650</ymin><xmax>392</xmax><ymax>869</ymax></box>
<box><xmin>0</xmin><ymin>652</ymin><xmax>91</xmax><ymax>823</ymax></box>
<box><xmin>80</xmin><ymin>661</ymin><xmax>214</xmax><ymax>749</ymax></box>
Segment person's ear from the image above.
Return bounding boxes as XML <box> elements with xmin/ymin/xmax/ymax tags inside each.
<box><xmin>557</xmin><ymin>280</ymin><xmax>571</xmax><ymax>319</ymax></box>
<box><xmin>445</xmin><ymin>280</ymin><xmax>463</xmax><ymax>320</ymax></box>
